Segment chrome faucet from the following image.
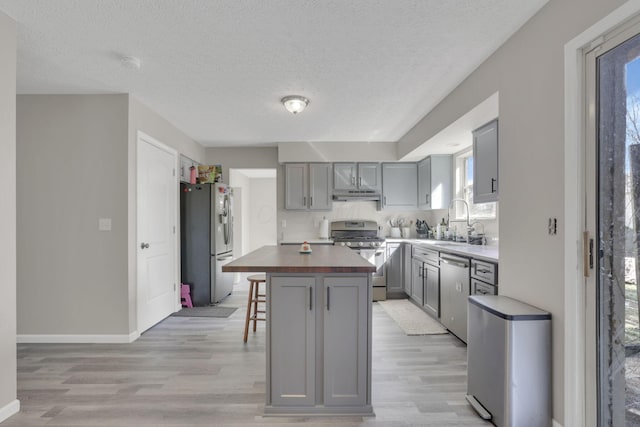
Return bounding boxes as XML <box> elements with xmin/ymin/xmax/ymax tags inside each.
<box><xmin>469</xmin><ymin>221</ymin><xmax>487</xmax><ymax>246</ymax></box>
<box><xmin>447</xmin><ymin>199</ymin><xmax>471</xmax><ymax>243</ymax></box>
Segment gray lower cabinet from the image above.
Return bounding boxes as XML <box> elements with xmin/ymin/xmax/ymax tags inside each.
<box><xmin>403</xmin><ymin>244</ymin><xmax>412</xmax><ymax>295</ymax></box>
<box><xmin>381</xmin><ymin>163</ymin><xmax>417</xmax><ymax>209</ymax></box>
<box><xmin>323</xmin><ymin>277</ymin><xmax>368</xmax><ymax>406</ymax></box>
<box><xmin>385</xmin><ymin>243</ymin><xmax>404</xmax><ymax>295</ymax></box>
<box><xmin>411</xmin><ymin>258</ymin><xmax>424</xmax><ymax>305</ymax></box>
<box><xmin>423</xmin><ymin>263</ymin><xmax>440</xmax><ymax>318</ymax></box>
<box><xmin>269</xmin><ymin>275</ymin><xmax>369</xmax><ymax>411</ymax></box>
<box><xmin>269</xmin><ymin>276</ymin><xmax>316</xmax><ymax>406</ymax></box>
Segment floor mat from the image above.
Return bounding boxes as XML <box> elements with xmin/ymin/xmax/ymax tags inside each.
<box><xmin>377</xmin><ymin>299</ymin><xmax>448</xmax><ymax>335</ymax></box>
<box><xmin>171</xmin><ymin>306</ymin><xmax>238</xmax><ymax>318</ymax></box>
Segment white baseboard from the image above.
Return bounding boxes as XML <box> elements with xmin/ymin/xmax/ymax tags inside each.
<box><xmin>553</xmin><ymin>419</ymin><xmax>562</xmax><ymax>427</ymax></box>
<box><xmin>17</xmin><ymin>331</ymin><xmax>140</xmax><ymax>344</ymax></box>
<box><xmin>0</xmin><ymin>399</ymin><xmax>20</xmax><ymax>423</ymax></box>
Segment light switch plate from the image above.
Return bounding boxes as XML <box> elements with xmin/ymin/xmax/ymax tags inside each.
<box><xmin>98</xmin><ymin>218</ymin><xmax>112</xmax><ymax>231</ymax></box>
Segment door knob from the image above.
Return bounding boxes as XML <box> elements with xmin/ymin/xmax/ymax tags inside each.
<box><xmin>140</xmin><ymin>242</ymin><xmax>149</xmax><ymax>249</ymax></box>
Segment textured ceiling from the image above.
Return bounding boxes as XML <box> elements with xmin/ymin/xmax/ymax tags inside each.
<box><xmin>0</xmin><ymin>0</ymin><xmax>548</xmax><ymax>147</ymax></box>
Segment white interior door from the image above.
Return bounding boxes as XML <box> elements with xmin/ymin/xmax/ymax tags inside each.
<box><xmin>137</xmin><ymin>132</ymin><xmax>178</xmax><ymax>333</ymax></box>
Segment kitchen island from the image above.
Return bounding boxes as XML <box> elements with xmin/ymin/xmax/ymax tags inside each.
<box><xmin>223</xmin><ymin>245</ymin><xmax>376</xmax><ymax>416</ymax></box>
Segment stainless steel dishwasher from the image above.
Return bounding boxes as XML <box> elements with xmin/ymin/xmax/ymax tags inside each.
<box><xmin>439</xmin><ymin>253</ymin><xmax>470</xmax><ymax>343</ymax></box>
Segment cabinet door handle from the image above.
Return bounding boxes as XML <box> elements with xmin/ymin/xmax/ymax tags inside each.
<box><xmin>326</xmin><ymin>287</ymin><xmax>330</xmax><ymax>311</ymax></box>
<box><xmin>491</xmin><ymin>178</ymin><xmax>497</xmax><ymax>193</ymax></box>
<box><xmin>351</xmin><ymin>176</ymin><xmax>356</xmax><ymax>186</ymax></box>
<box><xmin>418</xmin><ymin>267</ymin><xmax>423</xmax><ymax>278</ymax></box>
<box><xmin>383</xmin><ymin>196</ymin><xmax>387</xmax><ymax>206</ymax></box>
<box><xmin>426</xmin><ymin>194</ymin><xmax>430</xmax><ymax>204</ymax></box>
<box><xmin>303</xmin><ymin>196</ymin><xmax>306</xmax><ymax>206</ymax></box>
<box><xmin>309</xmin><ymin>287</ymin><xmax>313</xmax><ymax>311</ymax></box>
<box><xmin>359</xmin><ymin>176</ymin><xmax>362</xmax><ymax>187</ymax></box>
<box><xmin>310</xmin><ymin>196</ymin><xmax>313</xmax><ymax>207</ymax></box>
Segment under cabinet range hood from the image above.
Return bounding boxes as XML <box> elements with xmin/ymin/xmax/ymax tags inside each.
<box><xmin>332</xmin><ymin>190</ymin><xmax>381</xmax><ymax>202</ymax></box>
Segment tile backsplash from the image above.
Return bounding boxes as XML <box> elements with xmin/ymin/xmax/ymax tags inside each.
<box><xmin>277</xmin><ymin>201</ymin><xmax>498</xmax><ymax>245</ymax></box>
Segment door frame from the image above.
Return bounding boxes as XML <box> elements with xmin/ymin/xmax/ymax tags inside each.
<box><xmin>135</xmin><ymin>130</ymin><xmax>180</xmax><ymax>334</ymax></box>
<box><xmin>564</xmin><ymin>2</ymin><xmax>640</xmax><ymax>426</ymax></box>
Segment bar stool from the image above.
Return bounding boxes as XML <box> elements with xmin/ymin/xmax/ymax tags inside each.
<box><xmin>243</xmin><ymin>274</ymin><xmax>266</xmax><ymax>342</ymax></box>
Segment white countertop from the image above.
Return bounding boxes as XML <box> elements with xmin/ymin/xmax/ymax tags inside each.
<box><xmin>386</xmin><ymin>238</ymin><xmax>499</xmax><ymax>262</ymax></box>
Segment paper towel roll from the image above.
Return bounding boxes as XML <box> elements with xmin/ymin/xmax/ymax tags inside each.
<box><xmin>319</xmin><ymin>216</ymin><xmax>329</xmax><ymax>239</ymax></box>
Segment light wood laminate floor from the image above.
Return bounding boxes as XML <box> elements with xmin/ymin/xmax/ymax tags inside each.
<box><xmin>5</xmin><ymin>277</ymin><xmax>490</xmax><ymax>426</ymax></box>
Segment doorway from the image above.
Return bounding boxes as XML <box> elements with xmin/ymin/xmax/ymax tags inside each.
<box><xmin>585</xmin><ymin>20</ymin><xmax>640</xmax><ymax>426</ymax></box>
<box><xmin>229</xmin><ymin>168</ymin><xmax>278</xmax><ymax>259</ymax></box>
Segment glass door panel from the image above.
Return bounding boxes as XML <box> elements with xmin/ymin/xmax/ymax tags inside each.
<box><xmin>596</xmin><ymin>30</ymin><xmax>640</xmax><ymax>426</ymax></box>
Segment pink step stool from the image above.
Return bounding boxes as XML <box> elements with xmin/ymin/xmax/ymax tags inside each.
<box><xmin>180</xmin><ymin>283</ymin><xmax>194</xmax><ymax>308</ymax></box>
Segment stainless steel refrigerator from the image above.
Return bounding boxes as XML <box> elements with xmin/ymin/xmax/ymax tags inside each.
<box><xmin>180</xmin><ymin>182</ymin><xmax>234</xmax><ymax>305</ymax></box>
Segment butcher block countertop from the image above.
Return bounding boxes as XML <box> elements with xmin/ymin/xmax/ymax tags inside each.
<box><xmin>222</xmin><ymin>245</ymin><xmax>376</xmax><ymax>273</ymax></box>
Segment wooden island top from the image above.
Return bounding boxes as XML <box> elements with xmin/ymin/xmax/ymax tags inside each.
<box><xmin>222</xmin><ymin>244</ymin><xmax>376</xmax><ymax>274</ymax></box>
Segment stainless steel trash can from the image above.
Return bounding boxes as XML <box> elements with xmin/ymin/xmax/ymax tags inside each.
<box><xmin>466</xmin><ymin>295</ymin><xmax>551</xmax><ymax>427</ymax></box>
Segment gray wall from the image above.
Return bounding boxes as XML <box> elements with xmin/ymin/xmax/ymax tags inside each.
<box><xmin>0</xmin><ymin>10</ymin><xmax>17</xmax><ymax>419</ymax></box>
<box><xmin>16</xmin><ymin>95</ymin><xmax>203</xmax><ymax>337</ymax></box>
<box><xmin>17</xmin><ymin>95</ymin><xmax>130</xmax><ymax>335</ymax></box>
<box><xmin>205</xmin><ymin>147</ymin><xmax>279</xmax><ymax>183</ymax></box>
<box><xmin>397</xmin><ymin>0</ymin><xmax>628</xmax><ymax>421</ymax></box>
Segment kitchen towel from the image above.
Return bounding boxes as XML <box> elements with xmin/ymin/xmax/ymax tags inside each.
<box><xmin>377</xmin><ymin>300</ymin><xmax>447</xmax><ymax>335</ymax></box>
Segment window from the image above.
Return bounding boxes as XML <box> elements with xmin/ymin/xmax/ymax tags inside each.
<box><xmin>454</xmin><ymin>149</ymin><xmax>497</xmax><ymax>220</ymax></box>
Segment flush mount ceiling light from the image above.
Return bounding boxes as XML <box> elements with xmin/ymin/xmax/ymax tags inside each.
<box><xmin>281</xmin><ymin>95</ymin><xmax>309</xmax><ymax>114</ymax></box>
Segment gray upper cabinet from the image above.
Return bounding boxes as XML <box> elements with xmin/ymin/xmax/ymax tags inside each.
<box><xmin>309</xmin><ymin>163</ymin><xmax>333</xmax><ymax>210</ymax></box>
<box><xmin>285</xmin><ymin>163</ymin><xmax>308</xmax><ymax>210</ymax></box>
<box><xmin>358</xmin><ymin>163</ymin><xmax>381</xmax><ymax>191</ymax></box>
<box><xmin>417</xmin><ymin>155</ymin><xmax>452</xmax><ymax>210</ymax></box>
<box><xmin>382</xmin><ymin>163</ymin><xmax>417</xmax><ymax>209</ymax></box>
<box><xmin>285</xmin><ymin>163</ymin><xmax>332</xmax><ymax>211</ymax></box>
<box><xmin>333</xmin><ymin>163</ymin><xmax>357</xmax><ymax>190</ymax></box>
<box><xmin>333</xmin><ymin>163</ymin><xmax>381</xmax><ymax>192</ymax></box>
<box><xmin>473</xmin><ymin>119</ymin><xmax>499</xmax><ymax>203</ymax></box>
<box><xmin>417</xmin><ymin>157</ymin><xmax>431</xmax><ymax>209</ymax></box>
<box><xmin>179</xmin><ymin>155</ymin><xmax>199</xmax><ymax>183</ymax></box>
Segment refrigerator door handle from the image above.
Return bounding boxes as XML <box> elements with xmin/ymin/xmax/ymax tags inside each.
<box><xmin>223</xmin><ymin>196</ymin><xmax>231</xmax><ymax>245</ymax></box>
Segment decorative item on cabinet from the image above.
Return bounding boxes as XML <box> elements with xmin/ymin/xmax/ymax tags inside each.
<box><xmin>197</xmin><ymin>165</ymin><xmax>223</xmax><ymax>184</ymax></box>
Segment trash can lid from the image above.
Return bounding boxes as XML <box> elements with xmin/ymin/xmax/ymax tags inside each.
<box><xmin>469</xmin><ymin>295</ymin><xmax>551</xmax><ymax>321</ymax></box>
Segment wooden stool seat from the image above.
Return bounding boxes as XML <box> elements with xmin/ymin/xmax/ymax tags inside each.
<box><xmin>244</xmin><ymin>274</ymin><xmax>266</xmax><ymax>342</ymax></box>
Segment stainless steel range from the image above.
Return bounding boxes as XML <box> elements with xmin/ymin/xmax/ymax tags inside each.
<box><xmin>331</xmin><ymin>220</ymin><xmax>386</xmax><ymax>301</ymax></box>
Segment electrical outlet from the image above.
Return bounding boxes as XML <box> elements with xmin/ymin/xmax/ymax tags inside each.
<box><xmin>98</xmin><ymin>218</ymin><xmax>112</xmax><ymax>231</ymax></box>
